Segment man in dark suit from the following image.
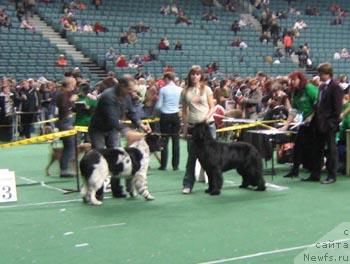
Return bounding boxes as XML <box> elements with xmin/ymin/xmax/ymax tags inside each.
<box><xmin>302</xmin><ymin>63</ymin><xmax>343</xmax><ymax>184</ymax></box>
<box><xmin>89</xmin><ymin>75</ymin><xmax>151</xmax><ymax>198</ymax></box>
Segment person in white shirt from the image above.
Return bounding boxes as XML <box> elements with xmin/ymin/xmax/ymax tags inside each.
<box><xmin>155</xmin><ymin>72</ymin><xmax>182</xmax><ymax>171</ymax></box>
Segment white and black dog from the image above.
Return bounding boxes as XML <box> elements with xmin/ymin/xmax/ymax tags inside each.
<box><xmin>80</xmin><ymin>139</ymin><xmax>154</xmax><ymax>205</ymax></box>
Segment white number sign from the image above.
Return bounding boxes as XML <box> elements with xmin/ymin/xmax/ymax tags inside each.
<box><xmin>0</xmin><ymin>169</ymin><xmax>17</xmax><ymax>203</ymax></box>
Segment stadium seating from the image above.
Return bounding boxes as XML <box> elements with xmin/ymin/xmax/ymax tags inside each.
<box><xmin>0</xmin><ymin>0</ymin><xmax>97</xmax><ymax>82</ymax></box>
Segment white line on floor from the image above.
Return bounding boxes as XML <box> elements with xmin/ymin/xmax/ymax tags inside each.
<box><xmin>0</xmin><ymin>196</ymin><xmax>112</xmax><ymax>209</ymax></box>
<box><xmin>224</xmin><ymin>180</ymin><xmax>289</xmax><ymax>191</ymax></box>
<box><xmin>20</xmin><ymin>176</ymin><xmax>67</xmax><ymax>193</ymax></box>
<box><xmin>75</xmin><ymin>243</ymin><xmax>89</xmax><ymax>248</ymax></box>
<box><xmin>20</xmin><ymin>176</ymin><xmax>38</xmax><ymax>184</ymax></box>
<box><xmin>40</xmin><ymin>181</ymin><xmax>67</xmax><ymax>193</ymax></box>
<box><xmin>0</xmin><ymin>198</ymin><xmax>82</xmax><ymax>209</ymax></box>
<box><xmin>83</xmin><ymin>223</ymin><xmax>126</xmax><ymax>230</ymax></box>
<box><xmin>196</xmin><ymin>238</ymin><xmax>350</xmax><ymax>264</ymax></box>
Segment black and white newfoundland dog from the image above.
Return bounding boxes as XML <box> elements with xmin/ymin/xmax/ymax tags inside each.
<box><xmin>192</xmin><ymin>122</ymin><xmax>266</xmax><ymax>195</ymax></box>
<box><xmin>80</xmin><ymin>139</ymin><xmax>154</xmax><ymax>205</ymax></box>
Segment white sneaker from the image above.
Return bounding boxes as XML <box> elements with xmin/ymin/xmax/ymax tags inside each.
<box><xmin>182</xmin><ymin>187</ymin><xmax>191</xmax><ymax>194</ymax></box>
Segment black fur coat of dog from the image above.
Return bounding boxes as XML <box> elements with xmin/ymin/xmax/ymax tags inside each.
<box><xmin>192</xmin><ymin>122</ymin><xmax>266</xmax><ymax>195</ymax></box>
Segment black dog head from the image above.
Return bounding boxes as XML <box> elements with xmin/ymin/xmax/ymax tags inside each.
<box><xmin>192</xmin><ymin>122</ymin><xmax>214</xmax><ymax>143</ymax></box>
<box><xmin>145</xmin><ymin>134</ymin><xmax>164</xmax><ymax>152</ymax></box>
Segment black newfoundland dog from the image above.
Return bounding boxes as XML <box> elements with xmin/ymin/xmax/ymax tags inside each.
<box><xmin>191</xmin><ymin>122</ymin><xmax>266</xmax><ymax>195</ymax></box>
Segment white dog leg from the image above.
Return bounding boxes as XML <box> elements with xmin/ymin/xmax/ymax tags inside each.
<box><xmin>133</xmin><ymin>174</ymin><xmax>154</xmax><ymax>201</ymax></box>
<box><xmin>87</xmin><ymin>187</ymin><xmax>102</xmax><ymax>205</ymax></box>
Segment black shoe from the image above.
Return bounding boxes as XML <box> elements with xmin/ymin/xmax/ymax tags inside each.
<box><xmin>158</xmin><ymin>167</ymin><xmax>166</xmax><ymax>171</ymax></box>
<box><xmin>321</xmin><ymin>178</ymin><xmax>336</xmax><ymax>184</ymax></box>
<box><xmin>301</xmin><ymin>176</ymin><xmax>319</xmax><ymax>182</ymax></box>
<box><xmin>283</xmin><ymin>171</ymin><xmax>298</xmax><ymax>178</ymax></box>
<box><xmin>173</xmin><ymin>167</ymin><xmax>179</xmax><ymax>171</ymax></box>
<box><xmin>113</xmin><ymin>192</ymin><xmax>127</xmax><ymax>198</ymax></box>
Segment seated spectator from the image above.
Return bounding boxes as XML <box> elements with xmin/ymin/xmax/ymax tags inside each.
<box><xmin>231</xmin><ymin>20</ymin><xmax>240</xmax><ymax>35</ymax></box>
<box><xmin>289</xmin><ymin>7</ymin><xmax>301</xmax><ymax>16</ymax></box>
<box><xmin>231</xmin><ymin>37</ymin><xmax>248</xmax><ymax>48</ymax></box>
<box><xmin>163</xmin><ymin>65</ymin><xmax>174</xmax><ymax>73</ymax></box>
<box><xmin>329</xmin><ymin>3</ymin><xmax>340</xmax><ymax>15</ymax></box>
<box><xmin>175</xmin><ymin>10</ymin><xmax>191</xmax><ymax>25</ymax></box>
<box><xmin>340</xmin><ymin>48</ymin><xmax>350</xmax><ymax>59</ymax></box>
<box><xmin>305</xmin><ymin>6</ymin><xmax>319</xmax><ymax>16</ymax></box>
<box><xmin>206</xmin><ymin>62</ymin><xmax>219</xmax><ymax>74</ymax></box>
<box><xmin>82</xmin><ymin>23</ymin><xmax>93</xmax><ymax>32</ymax></box>
<box><xmin>20</xmin><ymin>19</ymin><xmax>35</xmax><ymax>31</ymax></box>
<box><xmin>56</xmin><ymin>54</ymin><xmax>68</xmax><ymax>67</ymax></box>
<box><xmin>293</xmin><ymin>19</ymin><xmax>307</xmax><ymax>31</ymax></box>
<box><xmin>16</xmin><ymin>5</ymin><xmax>25</xmax><ymax>22</ymax></box>
<box><xmin>231</xmin><ymin>37</ymin><xmax>242</xmax><ymax>47</ymax></box>
<box><xmin>76</xmin><ymin>1</ymin><xmax>87</xmax><ymax>10</ymax></box>
<box><xmin>129</xmin><ymin>55</ymin><xmax>143</xmax><ymax>68</ymax></box>
<box><xmin>276</xmin><ymin>10</ymin><xmax>288</xmax><ymax>19</ymax></box>
<box><xmin>224</xmin><ymin>1</ymin><xmax>236</xmax><ymax>12</ymax></box>
<box><xmin>127</xmin><ymin>31</ymin><xmax>138</xmax><ymax>44</ymax></box>
<box><xmin>174</xmin><ymin>40</ymin><xmax>182</xmax><ymax>50</ymax></box>
<box><xmin>331</xmin><ymin>16</ymin><xmax>342</xmax><ymax>25</ymax></box>
<box><xmin>202</xmin><ymin>11</ymin><xmax>218</xmax><ymax>21</ymax></box>
<box><xmin>120</xmin><ymin>31</ymin><xmax>137</xmax><ymax>44</ymax></box>
<box><xmin>120</xmin><ymin>32</ymin><xmax>129</xmax><ymax>44</ymax></box>
<box><xmin>93</xmin><ymin>21</ymin><xmax>108</xmax><ymax>33</ymax></box>
<box><xmin>283</xmin><ymin>33</ymin><xmax>293</xmax><ymax>56</ymax></box>
<box><xmin>158</xmin><ymin>37</ymin><xmax>170</xmax><ymax>50</ymax></box>
<box><xmin>238</xmin><ymin>16</ymin><xmax>248</xmax><ymax>28</ymax></box>
<box><xmin>130</xmin><ymin>21</ymin><xmax>149</xmax><ymax>33</ymax></box>
<box><xmin>116</xmin><ymin>55</ymin><xmax>128</xmax><ymax>68</ymax></box>
<box><xmin>160</xmin><ymin>4</ymin><xmax>170</xmax><ymax>15</ymax></box>
<box><xmin>260</xmin><ymin>32</ymin><xmax>270</xmax><ymax>43</ymax></box>
<box><xmin>270</xmin><ymin>20</ymin><xmax>280</xmax><ymax>42</ymax></box>
<box><xmin>92</xmin><ymin>0</ymin><xmax>101</xmax><ymax>10</ymax></box>
<box><xmin>143</xmin><ymin>49</ymin><xmax>157</xmax><ymax>61</ymax></box>
<box><xmin>170</xmin><ymin>4</ymin><xmax>179</xmax><ymax>15</ymax></box>
<box><xmin>0</xmin><ymin>9</ymin><xmax>11</xmax><ymax>30</ymax></box>
<box><xmin>105</xmin><ymin>48</ymin><xmax>116</xmax><ymax>61</ymax></box>
<box><xmin>334</xmin><ymin>51</ymin><xmax>341</xmax><ymax>60</ymax></box>
<box><xmin>273</xmin><ymin>47</ymin><xmax>284</xmax><ymax>58</ymax></box>
<box><xmin>296</xmin><ymin>45</ymin><xmax>309</xmax><ymax>68</ymax></box>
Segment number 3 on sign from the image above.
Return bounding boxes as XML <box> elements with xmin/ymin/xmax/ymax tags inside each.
<box><xmin>0</xmin><ymin>170</ymin><xmax>17</xmax><ymax>203</ymax></box>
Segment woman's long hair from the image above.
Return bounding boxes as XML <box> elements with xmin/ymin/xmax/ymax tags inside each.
<box><xmin>184</xmin><ymin>65</ymin><xmax>206</xmax><ymax>96</ymax></box>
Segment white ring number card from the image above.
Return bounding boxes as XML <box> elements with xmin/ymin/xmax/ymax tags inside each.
<box><xmin>0</xmin><ymin>169</ymin><xmax>17</xmax><ymax>203</ymax></box>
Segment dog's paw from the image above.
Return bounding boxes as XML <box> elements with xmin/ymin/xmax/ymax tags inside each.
<box><xmin>90</xmin><ymin>200</ymin><xmax>102</xmax><ymax>206</ymax></box>
<box><xmin>254</xmin><ymin>186</ymin><xmax>266</xmax><ymax>191</ymax></box>
<box><xmin>210</xmin><ymin>190</ymin><xmax>221</xmax><ymax>196</ymax></box>
<box><xmin>145</xmin><ymin>194</ymin><xmax>155</xmax><ymax>201</ymax></box>
<box><xmin>204</xmin><ymin>188</ymin><xmax>212</xmax><ymax>193</ymax></box>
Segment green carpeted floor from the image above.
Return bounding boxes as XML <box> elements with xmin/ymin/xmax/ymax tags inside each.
<box><xmin>0</xmin><ymin>141</ymin><xmax>349</xmax><ymax>264</ymax></box>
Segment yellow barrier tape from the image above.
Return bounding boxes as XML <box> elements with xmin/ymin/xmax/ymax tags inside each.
<box><xmin>34</xmin><ymin>117</ymin><xmax>59</xmax><ymax>125</ymax></box>
<box><xmin>74</xmin><ymin>126</ymin><xmax>88</xmax><ymax>133</ymax></box>
<box><xmin>216</xmin><ymin>123</ymin><xmax>263</xmax><ymax>133</ymax></box>
<box><xmin>122</xmin><ymin>117</ymin><xmax>160</xmax><ymax>124</ymax></box>
<box><xmin>216</xmin><ymin>119</ymin><xmax>283</xmax><ymax>133</ymax></box>
<box><xmin>0</xmin><ymin>129</ymin><xmax>77</xmax><ymax>148</ymax></box>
